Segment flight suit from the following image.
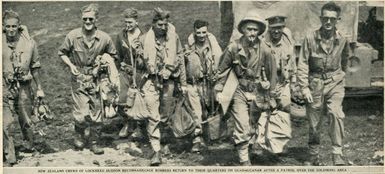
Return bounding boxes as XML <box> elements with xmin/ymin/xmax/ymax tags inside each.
<box><xmin>3</xmin><ymin>32</ymin><xmax>41</xmax><ymax>163</ymax></box>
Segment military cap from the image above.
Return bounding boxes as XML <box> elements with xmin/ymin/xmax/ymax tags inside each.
<box><xmin>153</xmin><ymin>7</ymin><xmax>170</xmax><ymax>22</ymax></box>
<box><xmin>266</xmin><ymin>15</ymin><xmax>287</xmax><ymax>27</ymax></box>
<box><xmin>237</xmin><ymin>14</ymin><xmax>266</xmax><ymax>35</ymax></box>
<box><xmin>81</xmin><ymin>3</ymin><xmax>99</xmax><ymax>17</ymax></box>
<box><xmin>123</xmin><ymin>8</ymin><xmax>138</xmax><ymax>19</ymax></box>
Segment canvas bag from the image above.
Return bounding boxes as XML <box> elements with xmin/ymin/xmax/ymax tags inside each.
<box><xmin>169</xmin><ymin>95</ymin><xmax>197</xmax><ymax>138</ymax></box>
<box><xmin>256</xmin><ymin>110</ymin><xmax>292</xmax><ymax>153</ymax></box>
<box><xmin>124</xmin><ymin>40</ymin><xmax>150</xmax><ymax>120</ymax></box>
<box><xmin>124</xmin><ymin>89</ymin><xmax>150</xmax><ymax>120</ymax></box>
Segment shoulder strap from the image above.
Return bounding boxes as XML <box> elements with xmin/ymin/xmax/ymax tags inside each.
<box><xmin>128</xmin><ymin>40</ymin><xmax>137</xmax><ymax>88</ymax></box>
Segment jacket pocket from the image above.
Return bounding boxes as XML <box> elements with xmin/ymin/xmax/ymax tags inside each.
<box><xmin>309</xmin><ymin>53</ymin><xmax>324</xmax><ymax>72</ymax></box>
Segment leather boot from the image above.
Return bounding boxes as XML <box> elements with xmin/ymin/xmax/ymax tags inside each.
<box><xmin>191</xmin><ymin>142</ymin><xmax>201</xmax><ymax>153</ymax></box>
<box><xmin>333</xmin><ymin>154</ymin><xmax>346</xmax><ymax>166</ymax></box>
<box><xmin>304</xmin><ymin>154</ymin><xmax>321</xmax><ymax>166</ymax></box>
<box><xmin>161</xmin><ymin>144</ymin><xmax>171</xmax><ymax>156</ymax></box>
<box><xmin>236</xmin><ymin>143</ymin><xmax>250</xmax><ymax>166</ymax></box>
<box><xmin>150</xmin><ymin>151</ymin><xmax>162</xmax><ymax>166</ymax></box>
<box><xmin>192</xmin><ymin>136</ymin><xmax>204</xmax><ymax>153</ymax></box>
<box><xmin>4</xmin><ymin>136</ymin><xmax>17</xmax><ymax>164</ymax></box>
<box><xmin>240</xmin><ymin>160</ymin><xmax>251</xmax><ymax>166</ymax></box>
<box><xmin>22</xmin><ymin>128</ymin><xmax>35</xmax><ymax>152</ymax></box>
<box><xmin>90</xmin><ymin>141</ymin><xmax>104</xmax><ymax>155</ymax></box>
<box><xmin>119</xmin><ymin>122</ymin><xmax>129</xmax><ymax>138</ymax></box>
<box><xmin>73</xmin><ymin>134</ymin><xmax>85</xmax><ymax>149</ymax></box>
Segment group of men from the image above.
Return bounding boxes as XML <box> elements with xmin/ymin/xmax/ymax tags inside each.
<box><xmin>3</xmin><ymin>1</ymin><xmax>350</xmax><ymax>167</ymax></box>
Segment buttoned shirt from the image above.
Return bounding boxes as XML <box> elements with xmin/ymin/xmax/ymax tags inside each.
<box><xmin>218</xmin><ymin>36</ymin><xmax>277</xmax><ymax>93</ymax></box>
<box><xmin>264</xmin><ymin>30</ymin><xmax>296</xmax><ymax>84</ymax></box>
<box><xmin>185</xmin><ymin>40</ymin><xmax>216</xmax><ymax>81</ymax></box>
<box><xmin>116</xmin><ymin>28</ymin><xmax>142</xmax><ymax>67</ymax></box>
<box><xmin>58</xmin><ymin>28</ymin><xmax>117</xmax><ymax>68</ymax></box>
<box><xmin>297</xmin><ymin>28</ymin><xmax>351</xmax><ymax>89</ymax></box>
<box><xmin>2</xmin><ymin>33</ymin><xmax>41</xmax><ymax>77</ymax></box>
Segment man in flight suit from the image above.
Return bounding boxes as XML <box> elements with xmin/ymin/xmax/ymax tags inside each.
<box><xmin>184</xmin><ymin>20</ymin><xmax>222</xmax><ymax>152</ymax></box>
<box><xmin>140</xmin><ymin>7</ymin><xmax>186</xmax><ymax>166</ymax></box>
<box><xmin>3</xmin><ymin>9</ymin><xmax>45</xmax><ymax>166</ymax></box>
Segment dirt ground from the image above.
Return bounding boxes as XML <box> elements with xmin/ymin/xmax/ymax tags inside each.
<box><xmin>2</xmin><ymin>1</ymin><xmax>384</xmax><ymax>167</ymax></box>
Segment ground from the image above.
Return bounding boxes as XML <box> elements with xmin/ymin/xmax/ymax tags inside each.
<box><xmin>2</xmin><ymin>1</ymin><xmax>384</xmax><ymax>167</ymax></box>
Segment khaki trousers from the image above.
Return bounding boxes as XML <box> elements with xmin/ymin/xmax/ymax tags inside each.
<box><xmin>307</xmin><ymin>78</ymin><xmax>345</xmax><ymax>155</ymax></box>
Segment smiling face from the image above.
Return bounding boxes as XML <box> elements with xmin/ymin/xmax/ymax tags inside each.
<box><xmin>269</xmin><ymin>26</ymin><xmax>284</xmax><ymax>41</ymax></box>
<box><xmin>320</xmin><ymin>10</ymin><xmax>338</xmax><ymax>31</ymax></box>
<box><xmin>4</xmin><ymin>18</ymin><xmax>20</xmax><ymax>38</ymax></box>
<box><xmin>242</xmin><ymin>22</ymin><xmax>259</xmax><ymax>43</ymax></box>
<box><xmin>82</xmin><ymin>11</ymin><xmax>97</xmax><ymax>31</ymax></box>
<box><xmin>194</xmin><ymin>26</ymin><xmax>208</xmax><ymax>43</ymax></box>
<box><xmin>124</xmin><ymin>17</ymin><xmax>137</xmax><ymax>32</ymax></box>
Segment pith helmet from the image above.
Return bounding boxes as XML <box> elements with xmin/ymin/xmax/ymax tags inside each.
<box><xmin>237</xmin><ymin>14</ymin><xmax>266</xmax><ymax>35</ymax></box>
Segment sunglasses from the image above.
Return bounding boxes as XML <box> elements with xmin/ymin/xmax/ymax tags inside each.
<box><xmin>321</xmin><ymin>16</ymin><xmax>338</xmax><ymax>22</ymax></box>
<box><xmin>82</xmin><ymin>18</ymin><xmax>95</xmax><ymax>22</ymax></box>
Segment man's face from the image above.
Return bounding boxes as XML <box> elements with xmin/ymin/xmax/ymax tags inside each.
<box><xmin>153</xmin><ymin>19</ymin><xmax>168</xmax><ymax>36</ymax></box>
<box><xmin>82</xmin><ymin>11</ymin><xmax>96</xmax><ymax>31</ymax></box>
<box><xmin>242</xmin><ymin>22</ymin><xmax>259</xmax><ymax>42</ymax></box>
<box><xmin>320</xmin><ymin>10</ymin><xmax>339</xmax><ymax>31</ymax></box>
<box><xmin>124</xmin><ymin>17</ymin><xmax>137</xmax><ymax>32</ymax></box>
<box><xmin>4</xmin><ymin>18</ymin><xmax>20</xmax><ymax>38</ymax></box>
<box><xmin>194</xmin><ymin>26</ymin><xmax>208</xmax><ymax>43</ymax></box>
<box><xmin>269</xmin><ymin>26</ymin><xmax>284</xmax><ymax>41</ymax></box>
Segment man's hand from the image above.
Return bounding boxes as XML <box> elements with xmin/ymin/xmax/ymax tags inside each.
<box><xmin>159</xmin><ymin>68</ymin><xmax>172</xmax><ymax>79</ymax></box>
<box><xmin>214</xmin><ymin>84</ymin><xmax>224</xmax><ymax>92</ymax></box>
<box><xmin>216</xmin><ymin>92</ymin><xmax>224</xmax><ymax>102</ymax></box>
<box><xmin>302</xmin><ymin>87</ymin><xmax>313</xmax><ymax>103</ymax></box>
<box><xmin>180</xmin><ymin>86</ymin><xmax>187</xmax><ymax>94</ymax></box>
<box><xmin>36</xmin><ymin>88</ymin><xmax>45</xmax><ymax>98</ymax></box>
<box><xmin>131</xmin><ymin>39</ymin><xmax>141</xmax><ymax>50</ymax></box>
<box><xmin>260</xmin><ymin>81</ymin><xmax>270</xmax><ymax>90</ymax></box>
<box><xmin>70</xmin><ymin>65</ymin><xmax>80</xmax><ymax>76</ymax></box>
<box><xmin>120</xmin><ymin>62</ymin><xmax>134</xmax><ymax>74</ymax></box>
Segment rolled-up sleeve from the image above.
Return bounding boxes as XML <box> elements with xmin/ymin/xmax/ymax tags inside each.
<box><xmin>105</xmin><ymin>36</ymin><xmax>118</xmax><ymax>59</ymax></box>
<box><xmin>217</xmin><ymin>45</ymin><xmax>234</xmax><ymax>74</ymax></box>
<box><xmin>30</xmin><ymin>40</ymin><xmax>41</xmax><ymax>69</ymax></box>
<box><xmin>264</xmin><ymin>49</ymin><xmax>277</xmax><ymax>94</ymax></box>
<box><xmin>297</xmin><ymin>36</ymin><xmax>310</xmax><ymax>90</ymax></box>
<box><xmin>341</xmin><ymin>39</ymin><xmax>352</xmax><ymax>72</ymax></box>
<box><xmin>178</xmin><ymin>54</ymin><xmax>187</xmax><ymax>86</ymax></box>
<box><xmin>58</xmin><ymin>34</ymin><xmax>72</xmax><ymax>57</ymax></box>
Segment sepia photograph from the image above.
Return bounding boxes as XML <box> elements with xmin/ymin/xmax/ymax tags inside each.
<box><xmin>1</xmin><ymin>0</ymin><xmax>384</xmax><ymax>173</ymax></box>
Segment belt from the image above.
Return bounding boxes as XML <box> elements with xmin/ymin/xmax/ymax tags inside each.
<box><xmin>310</xmin><ymin>70</ymin><xmax>344</xmax><ymax>84</ymax></box>
<box><xmin>147</xmin><ymin>74</ymin><xmax>178</xmax><ymax>82</ymax></box>
<box><xmin>77</xmin><ymin>66</ymin><xmax>95</xmax><ymax>75</ymax></box>
<box><xmin>238</xmin><ymin>78</ymin><xmax>259</xmax><ymax>92</ymax></box>
<box><xmin>186</xmin><ymin>78</ymin><xmax>203</xmax><ymax>85</ymax></box>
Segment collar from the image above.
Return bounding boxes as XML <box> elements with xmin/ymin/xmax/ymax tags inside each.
<box><xmin>315</xmin><ymin>28</ymin><xmax>341</xmax><ymax>42</ymax></box>
<box><xmin>76</xmin><ymin>28</ymin><xmax>100</xmax><ymax>41</ymax></box>
<box><xmin>264</xmin><ymin>35</ymin><xmax>282</xmax><ymax>47</ymax></box>
<box><xmin>123</xmin><ymin>27</ymin><xmax>141</xmax><ymax>38</ymax></box>
<box><xmin>238</xmin><ymin>36</ymin><xmax>260</xmax><ymax>58</ymax></box>
<box><xmin>193</xmin><ymin>39</ymin><xmax>210</xmax><ymax>51</ymax></box>
<box><xmin>240</xmin><ymin>36</ymin><xmax>259</xmax><ymax>49</ymax></box>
